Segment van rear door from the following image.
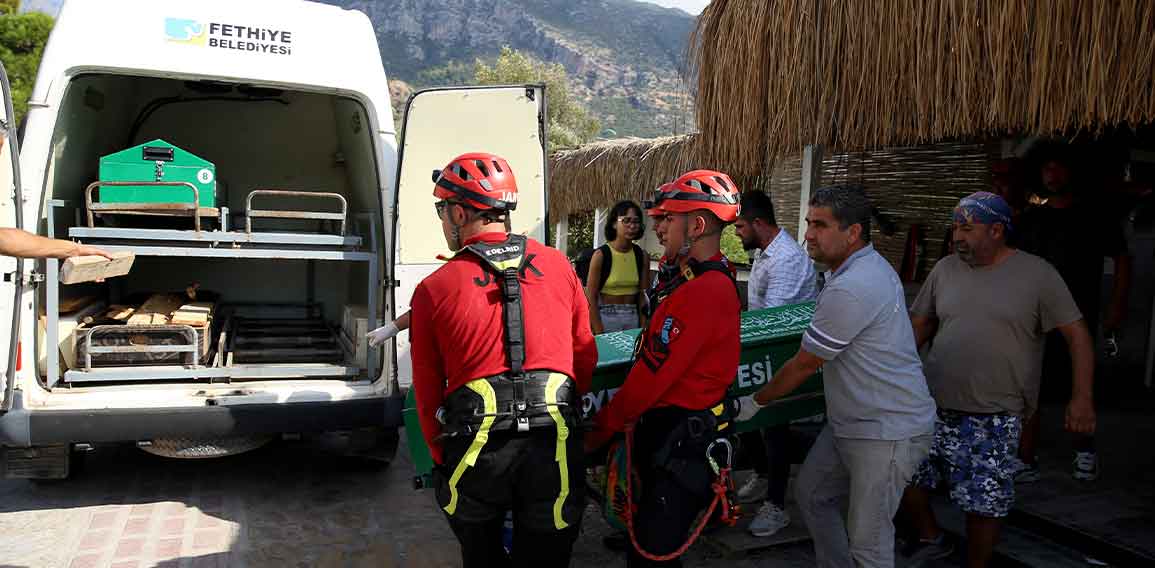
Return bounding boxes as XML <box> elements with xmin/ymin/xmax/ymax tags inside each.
<box><xmin>392</xmin><ymin>85</ymin><xmax>547</xmax><ymax>387</ymax></box>
<box><xmin>0</xmin><ymin>62</ymin><xmax>26</xmax><ymax>414</ymax></box>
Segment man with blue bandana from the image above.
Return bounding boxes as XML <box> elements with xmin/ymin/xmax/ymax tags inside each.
<box><xmin>900</xmin><ymin>191</ymin><xmax>1095</xmax><ymax>567</ymax></box>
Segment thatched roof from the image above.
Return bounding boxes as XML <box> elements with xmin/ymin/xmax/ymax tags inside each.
<box><xmin>548</xmin><ymin>134</ymin><xmax>701</xmax><ymax>219</ymax></box>
<box><xmin>691</xmin><ymin>0</ymin><xmax>1155</xmax><ymax>178</ymax></box>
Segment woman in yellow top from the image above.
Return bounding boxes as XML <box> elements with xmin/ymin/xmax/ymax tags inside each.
<box><xmin>585</xmin><ymin>200</ymin><xmax>651</xmax><ymax>333</ymax></box>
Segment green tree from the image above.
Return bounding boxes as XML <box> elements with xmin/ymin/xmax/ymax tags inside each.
<box><xmin>720</xmin><ymin>225</ymin><xmax>752</xmax><ymax>265</ymax></box>
<box><xmin>474</xmin><ymin>47</ymin><xmax>599</xmax><ymax>150</ymax></box>
<box><xmin>0</xmin><ymin>9</ymin><xmax>54</xmax><ymax>123</ymax></box>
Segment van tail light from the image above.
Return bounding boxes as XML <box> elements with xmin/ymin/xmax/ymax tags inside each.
<box><xmin>15</xmin><ymin>341</ymin><xmax>21</xmax><ymax>372</ymax></box>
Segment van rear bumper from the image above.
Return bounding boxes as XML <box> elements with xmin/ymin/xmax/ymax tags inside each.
<box><xmin>0</xmin><ymin>394</ymin><xmax>404</xmax><ymax>447</ymax></box>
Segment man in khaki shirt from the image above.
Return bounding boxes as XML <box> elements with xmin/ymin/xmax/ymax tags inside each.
<box><xmin>901</xmin><ymin>192</ymin><xmax>1095</xmax><ymax>567</ymax></box>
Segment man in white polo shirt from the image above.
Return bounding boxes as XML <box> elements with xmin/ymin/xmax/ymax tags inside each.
<box><xmin>737</xmin><ymin>185</ymin><xmax>936</xmax><ymax>568</ymax></box>
<box><xmin>732</xmin><ymin>190</ymin><xmax>818</xmax><ymax>538</ymax></box>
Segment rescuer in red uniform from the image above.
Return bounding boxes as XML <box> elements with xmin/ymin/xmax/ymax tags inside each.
<box><xmin>409</xmin><ymin>152</ymin><xmax>598</xmax><ymax>567</ymax></box>
<box><xmin>586</xmin><ymin>170</ymin><xmax>743</xmax><ymax>567</ymax></box>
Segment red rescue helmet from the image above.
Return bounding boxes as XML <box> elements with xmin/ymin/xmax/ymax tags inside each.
<box><xmin>432</xmin><ymin>152</ymin><xmax>518</xmax><ymax>211</ymax></box>
<box><xmin>650</xmin><ymin>169</ymin><xmax>740</xmax><ymax>222</ymax></box>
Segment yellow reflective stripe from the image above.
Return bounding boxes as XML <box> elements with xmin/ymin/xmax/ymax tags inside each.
<box><xmin>491</xmin><ymin>257</ymin><xmax>522</xmax><ymax>271</ymax></box>
<box><xmin>545</xmin><ymin>372</ymin><xmax>571</xmax><ymax>530</ymax></box>
<box><xmin>443</xmin><ymin>379</ymin><xmax>498</xmax><ymax>516</ymax></box>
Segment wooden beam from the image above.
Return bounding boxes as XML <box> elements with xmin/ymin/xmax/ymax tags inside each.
<box><xmin>798</xmin><ymin>145</ymin><xmax>823</xmax><ymax>245</ymax></box>
<box><xmin>593</xmin><ymin>208</ymin><xmax>608</xmax><ymax>248</ymax></box>
<box><xmin>554</xmin><ymin>216</ymin><xmax>569</xmax><ymax>255</ymax></box>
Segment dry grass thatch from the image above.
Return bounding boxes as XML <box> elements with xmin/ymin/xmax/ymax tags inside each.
<box><xmin>548</xmin><ymin>134</ymin><xmax>702</xmax><ymax>219</ymax></box>
<box><xmin>547</xmin><ymin>133</ymin><xmax>807</xmax><ymax>219</ymax></box>
<box><xmin>691</xmin><ymin>0</ymin><xmax>1155</xmax><ymax>178</ymax></box>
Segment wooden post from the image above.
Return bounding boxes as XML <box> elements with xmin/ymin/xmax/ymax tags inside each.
<box><xmin>593</xmin><ymin>208</ymin><xmax>608</xmax><ymax>248</ymax></box>
<box><xmin>554</xmin><ymin>216</ymin><xmax>569</xmax><ymax>255</ymax></box>
<box><xmin>798</xmin><ymin>145</ymin><xmax>823</xmax><ymax>244</ymax></box>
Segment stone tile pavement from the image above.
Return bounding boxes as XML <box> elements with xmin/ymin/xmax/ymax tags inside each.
<box><xmin>0</xmin><ymin>435</ymin><xmax>819</xmax><ymax>568</ymax></box>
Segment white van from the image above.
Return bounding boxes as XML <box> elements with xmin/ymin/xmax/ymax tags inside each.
<box><xmin>0</xmin><ymin>0</ymin><xmax>549</xmax><ymax>478</ymax></box>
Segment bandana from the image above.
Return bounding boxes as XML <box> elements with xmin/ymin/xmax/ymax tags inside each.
<box><xmin>954</xmin><ymin>191</ymin><xmax>1013</xmax><ymax>230</ymax></box>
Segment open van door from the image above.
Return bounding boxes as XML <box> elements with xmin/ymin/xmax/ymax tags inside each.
<box><xmin>0</xmin><ymin>61</ymin><xmax>25</xmax><ymax>415</ymax></box>
<box><xmin>392</xmin><ymin>85</ymin><xmax>547</xmax><ymax>388</ymax></box>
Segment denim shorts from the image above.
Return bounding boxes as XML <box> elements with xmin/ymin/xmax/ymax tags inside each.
<box><xmin>912</xmin><ymin>409</ymin><xmax>1022</xmax><ymax>517</ymax></box>
<box><xmin>599</xmin><ymin>303</ymin><xmax>639</xmax><ymax>332</ymax></box>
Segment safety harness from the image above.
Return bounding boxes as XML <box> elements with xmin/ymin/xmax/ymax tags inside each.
<box><xmin>438</xmin><ymin>234</ymin><xmax>579</xmax><ymax>530</ymax></box>
<box><xmin>644</xmin><ymin>256</ymin><xmax>739</xmax><ymax>318</ymax></box>
<box><xmin>624</xmin><ymin>413</ymin><xmax>739</xmax><ymax>562</ymax></box>
<box><xmin>604</xmin><ymin>254</ymin><xmax>742</xmax><ymax>561</ymax></box>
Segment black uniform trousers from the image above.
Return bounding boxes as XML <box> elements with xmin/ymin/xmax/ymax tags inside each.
<box><xmin>627</xmin><ymin>408</ymin><xmax>716</xmax><ymax>568</ymax></box>
<box><xmin>435</xmin><ymin>427</ymin><xmax>585</xmax><ymax>568</ymax></box>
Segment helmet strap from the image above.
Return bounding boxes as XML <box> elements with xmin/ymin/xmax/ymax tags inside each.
<box><xmin>678</xmin><ymin>222</ymin><xmax>693</xmax><ymax>258</ymax></box>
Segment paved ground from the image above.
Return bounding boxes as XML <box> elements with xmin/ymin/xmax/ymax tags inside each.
<box><xmin>0</xmin><ymin>435</ymin><xmax>822</xmax><ymax>568</ymax></box>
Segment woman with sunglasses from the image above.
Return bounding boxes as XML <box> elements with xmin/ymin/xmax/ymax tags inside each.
<box><xmin>585</xmin><ymin>200</ymin><xmax>652</xmax><ymax>334</ymax></box>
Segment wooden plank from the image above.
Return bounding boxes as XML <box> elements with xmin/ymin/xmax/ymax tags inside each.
<box><xmin>59</xmin><ymin>251</ymin><xmax>135</xmax><ymax>285</ymax></box>
<box><xmin>127</xmin><ymin>293</ymin><xmax>186</xmax><ymax>326</ymax></box>
<box><xmin>171</xmin><ymin>302</ymin><xmax>214</xmax><ymax>326</ymax></box>
<box><xmin>103</xmin><ymin>305</ymin><xmax>136</xmax><ymax>322</ymax></box>
<box><xmin>58</xmin><ymin>295</ymin><xmax>97</xmax><ymax>314</ymax></box>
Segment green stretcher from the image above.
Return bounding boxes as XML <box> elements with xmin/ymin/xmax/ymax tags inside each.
<box><xmin>404</xmin><ymin>302</ymin><xmax>825</xmax><ymax>489</ymax></box>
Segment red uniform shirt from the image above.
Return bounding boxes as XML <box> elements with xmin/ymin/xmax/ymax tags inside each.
<box><xmin>410</xmin><ymin>232</ymin><xmax>598</xmax><ymax>463</ymax></box>
<box><xmin>589</xmin><ymin>256</ymin><xmax>741</xmax><ymax>449</ymax></box>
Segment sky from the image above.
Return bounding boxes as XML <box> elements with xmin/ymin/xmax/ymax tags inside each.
<box><xmin>639</xmin><ymin>0</ymin><xmax>708</xmax><ymax>15</ymax></box>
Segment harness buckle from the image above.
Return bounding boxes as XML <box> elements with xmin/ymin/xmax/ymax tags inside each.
<box><xmin>686</xmin><ymin>416</ymin><xmax>706</xmax><ymax>438</ymax></box>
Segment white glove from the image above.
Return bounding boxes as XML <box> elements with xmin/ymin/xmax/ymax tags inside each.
<box><xmin>736</xmin><ymin>395</ymin><xmax>766</xmax><ymax>422</ymax></box>
<box><xmin>366</xmin><ymin>321</ymin><xmax>400</xmax><ymax>347</ymax></box>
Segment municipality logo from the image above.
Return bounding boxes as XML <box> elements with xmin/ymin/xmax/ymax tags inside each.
<box><xmin>164</xmin><ymin>17</ymin><xmax>294</xmax><ymax>56</ymax></box>
<box><xmin>165</xmin><ymin>18</ymin><xmax>207</xmax><ymax>46</ymax></box>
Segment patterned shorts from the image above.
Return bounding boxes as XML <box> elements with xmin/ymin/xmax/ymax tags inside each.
<box><xmin>912</xmin><ymin>410</ymin><xmax>1022</xmax><ymax>517</ymax></box>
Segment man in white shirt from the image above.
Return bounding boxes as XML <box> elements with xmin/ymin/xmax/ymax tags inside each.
<box><xmin>732</xmin><ymin>191</ymin><xmax>818</xmax><ymax>537</ymax></box>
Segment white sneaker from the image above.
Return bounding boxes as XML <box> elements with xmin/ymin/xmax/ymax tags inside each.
<box><xmin>736</xmin><ymin>475</ymin><xmax>768</xmax><ymax>504</ymax></box>
<box><xmin>748</xmin><ymin>502</ymin><xmax>790</xmax><ymax>537</ymax></box>
<box><xmin>1073</xmin><ymin>451</ymin><xmax>1099</xmax><ymax>481</ymax></box>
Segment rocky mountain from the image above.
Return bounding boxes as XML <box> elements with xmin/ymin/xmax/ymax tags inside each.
<box><xmin>323</xmin><ymin>0</ymin><xmax>697</xmax><ymax>139</ymax></box>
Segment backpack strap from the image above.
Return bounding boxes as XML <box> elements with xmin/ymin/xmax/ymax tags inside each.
<box><xmin>632</xmin><ymin>244</ymin><xmax>646</xmax><ymax>284</ymax></box>
<box><xmin>596</xmin><ymin>243</ymin><xmax>613</xmax><ymax>290</ymax></box>
<box><xmin>461</xmin><ymin>234</ymin><xmax>532</xmax><ymax>432</ymax></box>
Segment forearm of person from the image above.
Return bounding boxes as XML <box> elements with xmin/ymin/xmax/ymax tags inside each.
<box><xmin>395</xmin><ymin>310</ymin><xmax>412</xmax><ymax>331</ymax></box>
<box><xmin>909</xmin><ymin>314</ymin><xmax>938</xmax><ymax>348</ymax></box>
<box><xmin>752</xmin><ymin>349</ymin><xmax>823</xmax><ymax>405</ymax></box>
<box><xmin>585</xmin><ymin>288</ymin><xmax>603</xmax><ymax>331</ymax></box>
<box><xmin>1059</xmin><ymin>320</ymin><xmax>1095</xmax><ymax>401</ymax></box>
<box><xmin>1107</xmin><ymin>254</ymin><xmax>1132</xmax><ymax>328</ymax></box>
<box><xmin>0</xmin><ymin>228</ymin><xmax>79</xmax><ymax>259</ymax></box>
